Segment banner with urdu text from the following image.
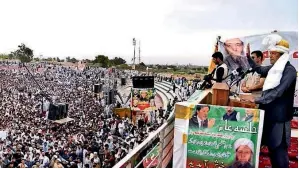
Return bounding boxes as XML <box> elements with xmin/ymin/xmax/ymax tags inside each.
<box><xmin>185</xmin><ymin>104</ymin><xmax>264</xmax><ymax>168</ymax></box>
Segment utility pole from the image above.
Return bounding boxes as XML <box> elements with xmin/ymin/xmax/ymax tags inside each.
<box><xmin>133</xmin><ymin>38</ymin><xmax>136</xmax><ymax>69</ymax></box>
<box><xmin>138</xmin><ymin>41</ymin><xmax>141</xmax><ymax>64</ymax></box>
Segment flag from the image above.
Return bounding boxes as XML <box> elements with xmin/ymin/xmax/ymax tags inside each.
<box><xmin>208</xmin><ymin>41</ymin><xmax>218</xmax><ymax>73</ymax></box>
<box><xmin>293</xmin><ymin>51</ymin><xmax>298</xmax><ymax>58</ymax></box>
<box><xmin>246</xmin><ymin>43</ymin><xmax>251</xmax><ymax>57</ymax></box>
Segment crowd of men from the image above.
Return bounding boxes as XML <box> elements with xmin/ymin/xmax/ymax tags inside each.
<box><xmin>0</xmin><ymin>61</ymin><xmax>173</xmax><ymax>168</ymax></box>
<box><xmin>157</xmin><ymin>75</ymin><xmax>201</xmax><ymax>101</ymax></box>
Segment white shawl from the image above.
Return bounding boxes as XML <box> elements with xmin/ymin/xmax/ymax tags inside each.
<box><xmin>262</xmin><ymin>34</ymin><xmax>290</xmax><ymax>91</ymax></box>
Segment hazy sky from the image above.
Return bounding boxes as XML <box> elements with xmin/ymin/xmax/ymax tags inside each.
<box><xmin>0</xmin><ymin>0</ymin><xmax>297</xmax><ymax>65</ymax></box>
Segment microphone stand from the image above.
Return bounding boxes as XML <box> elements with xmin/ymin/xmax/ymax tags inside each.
<box><xmin>228</xmin><ymin>70</ymin><xmax>250</xmax><ymax>98</ymax></box>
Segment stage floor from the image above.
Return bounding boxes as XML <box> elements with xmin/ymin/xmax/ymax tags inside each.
<box><xmin>53</xmin><ymin>117</ymin><xmax>75</xmax><ymax>124</ymax></box>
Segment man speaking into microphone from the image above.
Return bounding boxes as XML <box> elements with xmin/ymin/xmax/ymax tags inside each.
<box><xmin>247</xmin><ymin>34</ymin><xmax>296</xmax><ymax>168</ymax></box>
<box><xmin>199</xmin><ymin>52</ymin><xmax>229</xmax><ymax>90</ymax></box>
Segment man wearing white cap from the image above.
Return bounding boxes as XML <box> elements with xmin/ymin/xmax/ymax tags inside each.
<box><xmin>248</xmin><ymin>34</ymin><xmax>297</xmax><ymax>167</ymax></box>
<box><xmin>229</xmin><ymin>138</ymin><xmax>254</xmax><ymax>168</ymax></box>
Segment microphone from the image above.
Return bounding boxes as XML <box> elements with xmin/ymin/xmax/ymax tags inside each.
<box><xmin>229</xmin><ymin>68</ymin><xmax>255</xmax><ymax>89</ymax></box>
<box><xmin>224</xmin><ymin>67</ymin><xmax>243</xmax><ymax>80</ymax></box>
<box><xmin>239</xmin><ymin>68</ymin><xmax>254</xmax><ymax>79</ymax></box>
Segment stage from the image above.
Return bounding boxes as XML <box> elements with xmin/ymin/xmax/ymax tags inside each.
<box><xmin>53</xmin><ymin>117</ymin><xmax>75</xmax><ymax>124</ymax></box>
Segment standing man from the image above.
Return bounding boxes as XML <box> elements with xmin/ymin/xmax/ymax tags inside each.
<box><xmin>248</xmin><ymin>35</ymin><xmax>296</xmax><ymax>168</ymax></box>
<box><xmin>211</xmin><ymin>52</ymin><xmax>229</xmax><ymax>84</ymax></box>
<box><xmin>241</xmin><ymin>50</ymin><xmax>265</xmax><ymax>97</ymax></box>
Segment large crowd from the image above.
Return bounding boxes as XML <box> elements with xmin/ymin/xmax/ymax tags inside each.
<box><xmin>0</xmin><ymin>61</ymin><xmax>171</xmax><ymax>168</ymax></box>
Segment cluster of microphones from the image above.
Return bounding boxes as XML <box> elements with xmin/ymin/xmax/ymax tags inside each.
<box><xmin>199</xmin><ymin>67</ymin><xmax>255</xmax><ymax>90</ymax></box>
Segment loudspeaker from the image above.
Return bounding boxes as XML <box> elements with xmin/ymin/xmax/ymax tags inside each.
<box><xmin>94</xmin><ymin>84</ymin><xmax>100</xmax><ymax>93</ymax></box>
<box><xmin>132</xmin><ymin>76</ymin><xmax>154</xmax><ymax>88</ymax></box>
<box><xmin>57</xmin><ymin>104</ymin><xmax>64</xmax><ymax>120</ymax></box>
<box><xmin>108</xmin><ymin>90</ymin><xmax>114</xmax><ymax>104</ymax></box>
<box><xmin>48</xmin><ymin>104</ymin><xmax>58</xmax><ymax>120</ymax></box>
<box><xmin>121</xmin><ymin>78</ymin><xmax>126</xmax><ymax>86</ymax></box>
<box><xmin>65</xmin><ymin>104</ymin><xmax>69</xmax><ymax>117</ymax></box>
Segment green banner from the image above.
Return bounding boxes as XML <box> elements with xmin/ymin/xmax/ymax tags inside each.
<box><xmin>143</xmin><ymin>145</ymin><xmax>159</xmax><ymax>168</ymax></box>
<box><xmin>187</xmin><ymin>104</ymin><xmax>262</xmax><ymax>168</ymax></box>
<box><xmin>187</xmin><ymin>90</ymin><xmax>203</xmax><ymax>102</ymax></box>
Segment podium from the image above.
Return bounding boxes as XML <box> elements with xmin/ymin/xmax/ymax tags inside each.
<box><xmin>212</xmin><ymin>83</ymin><xmax>229</xmax><ymax>106</ymax></box>
<box><xmin>229</xmin><ymin>94</ymin><xmax>257</xmax><ymax>108</ymax></box>
<box><xmin>211</xmin><ymin>83</ymin><xmax>257</xmax><ymax>108</ymax></box>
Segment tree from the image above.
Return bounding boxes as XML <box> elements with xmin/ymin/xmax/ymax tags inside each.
<box><xmin>203</xmin><ymin>67</ymin><xmax>208</xmax><ymax>73</ymax></box>
<box><xmin>8</xmin><ymin>53</ymin><xmax>14</xmax><ymax>59</ymax></box>
<box><xmin>82</xmin><ymin>59</ymin><xmax>91</xmax><ymax>63</ymax></box>
<box><xmin>33</xmin><ymin>58</ymin><xmax>40</xmax><ymax>62</ymax></box>
<box><xmin>56</xmin><ymin>57</ymin><xmax>61</xmax><ymax>62</ymax></box>
<box><xmin>110</xmin><ymin>57</ymin><xmax>126</xmax><ymax>66</ymax></box>
<box><xmin>139</xmin><ymin>62</ymin><xmax>146</xmax><ymax>67</ymax></box>
<box><xmin>12</xmin><ymin>43</ymin><xmax>34</xmax><ymax>63</ymax></box>
<box><xmin>93</xmin><ymin>55</ymin><xmax>110</xmax><ymax>68</ymax></box>
<box><xmin>118</xmin><ymin>64</ymin><xmax>130</xmax><ymax>69</ymax></box>
<box><xmin>0</xmin><ymin>54</ymin><xmax>9</xmax><ymax>59</ymax></box>
<box><xmin>70</xmin><ymin>57</ymin><xmax>78</xmax><ymax>63</ymax></box>
<box><xmin>45</xmin><ymin>57</ymin><xmax>53</xmax><ymax>61</ymax></box>
<box><xmin>66</xmin><ymin>56</ymin><xmax>71</xmax><ymax>62</ymax></box>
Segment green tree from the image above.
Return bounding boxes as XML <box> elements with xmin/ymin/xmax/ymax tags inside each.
<box><xmin>0</xmin><ymin>54</ymin><xmax>9</xmax><ymax>59</ymax></box>
<box><xmin>8</xmin><ymin>53</ymin><xmax>14</xmax><ymax>59</ymax></box>
<box><xmin>66</xmin><ymin>56</ymin><xmax>71</xmax><ymax>62</ymax></box>
<box><xmin>203</xmin><ymin>67</ymin><xmax>208</xmax><ymax>73</ymax></box>
<box><xmin>70</xmin><ymin>57</ymin><xmax>78</xmax><ymax>63</ymax></box>
<box><xmin>93</xmin><ymin>55</ymin><xmax>110</xmax><ymax>68</ymax></box>
<box><xmin>12</xmin><ymin>43</ymin><xmax>34</xmax><ymax>63</ymax></box>
<box><xmin>156</xmin><ymin>64</ymin><xmax>162</xmax><ymax>69</ymax></box>
<box><xmin>139</xmin><ymin>62</ymin><xmax>146</xmax><ymax>67</ymax></box>
<box><xmin>82</xmin><ymin>59</ymin><xmax>91</xmax><ymax>63</ymax></box>
<box><xmin>46</xmin><ymin>57</ymin><xmax>53</xmax><ymax>61</ymax></box>
<box><xmin>110</xmin><ymin>57</ymin><xmax>126</xmax><ymax>66</ymax></box>
<box><xmin>33</xmin><ymin>58</ymin><xmax>40</xmax><ymax>62</ymax></box>
<box><xmin>118</xmin><ymin>64</ymin><xmax>130</xmax><ymax>69</ymax></box>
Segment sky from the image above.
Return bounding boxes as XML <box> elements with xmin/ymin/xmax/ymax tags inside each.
<box><xmin>0</xmin><ymin>0</ymin><xmax>297</xmax><ymax>66</ymax></box>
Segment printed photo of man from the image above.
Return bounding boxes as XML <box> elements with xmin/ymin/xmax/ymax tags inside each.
<box><xmin>189</xmin><ymin>105</ymin><xmax>215</xmax><ymax>129</ymax></box>
<box><xmin>223</xmin><ymin>107</ymin><xmax>240</xmax><ymax>121</ymax></box>
<box><xmin>139</xmin><ymin>90</ymin><xmax>148</xmax><ymax>102</ymax></box>
<box><xmin>131</xmin><ymin>96</ymin><xmax>140</xmax><ymax>111</ymax></box>
<box><xmin>229</xmin><ymin>138</ymin><xmax>254</xmax><ymax>168</ymax></box>
<box><xmin>222</xmin><ymin>38</ymin><xmax>251</xmax><ymax>71</ymax></box>
<box><xmin>242</xmin><ymin>109</ymin><xmax>255</xmax><ymax>122</ymax></box>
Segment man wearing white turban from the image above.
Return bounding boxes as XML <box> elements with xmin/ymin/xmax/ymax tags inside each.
<box><xmin>229</xmin><ymin>138</ymin><xmax>254</xmax><ymax>168</ymax></box>
<box><xmin>248</xmin><ymin>34</ymin><xmax>297</xmax><ymax>168</ymax></box>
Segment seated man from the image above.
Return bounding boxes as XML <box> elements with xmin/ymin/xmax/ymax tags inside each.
<box><xmin>241</xmin><ymin>51</ymin><xmax>265</xmax><ymax>97</ymax></box>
